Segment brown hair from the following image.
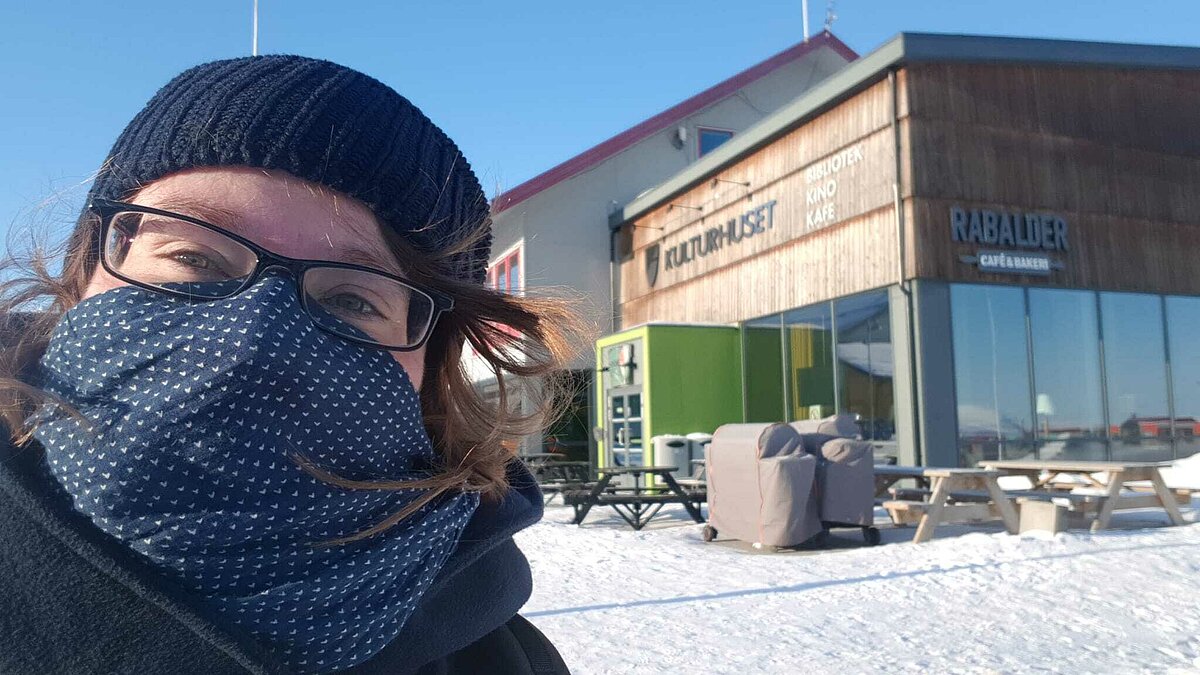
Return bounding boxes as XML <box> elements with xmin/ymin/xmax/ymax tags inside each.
<box><xmin>0</xmin><ymin>183</ymin><xmax>590</xmax><ymax>546</ymax></box>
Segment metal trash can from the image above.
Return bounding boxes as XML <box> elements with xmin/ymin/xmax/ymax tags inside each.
<box><xmin>651</xmin><ymin>435</ymin><xmax>690</xmax><ymax>477</ymax></box>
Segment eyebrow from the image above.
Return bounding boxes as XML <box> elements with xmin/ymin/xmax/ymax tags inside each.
<box><xmin>147</xmin><ymin>196</ymin><xmax>406</xmax><ymax>276</ymax></box>
<box><xmin>147</xmin><ymin>197</ymin><xmax>244</xmax><ymax>230</ymax></box>
<box><xmin>337</xmin><ymin>245</ymin><xmax>407</xmax><ymax>277</ymax></box>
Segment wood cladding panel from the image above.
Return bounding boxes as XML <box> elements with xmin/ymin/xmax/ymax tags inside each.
<box><xmin>621</xmin><ymin>76</ymin><xmax>905</xmax><ymax>319</ymax></box>
<box><xmin>622</xmin><ymin>207</ymin><xmax>899</xmax><ymax>325</ymax></box>
<box><xmin>905</xmin><ymin>63</ymin><xmax>1200</xmax><ymax>294</ymax></box>
<box><xmin>908</xmin><ymin>120</ymin><xmax>1200</xmax><ymax>225</ymax></box>
<box><xmin>630</xmin><ymin>77</ymin><xmax>900</xmax><ymax>247</ymax></box>
<box><xmin>905</xmin><ymin>63</ymin><xmax>1200</xmax><ymax>157</ymax></box>
<box><xmin>623</xmin><ymin>128</ymin><xmax>896</xmax><ymax>302</ymax></box>
<box><xmin>911</xmin><ymin>197</ymin><xmax>1200</xmax><ymax>295</ymax></box>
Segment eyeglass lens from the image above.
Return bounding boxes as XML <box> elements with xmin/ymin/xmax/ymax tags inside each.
<box><xmin>103</xmin><ymin>211</ymin><xmax>436</xmax><ymax>349</ymax></box>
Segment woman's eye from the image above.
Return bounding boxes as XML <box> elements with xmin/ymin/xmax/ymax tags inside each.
<box><xmin>175</xmin><ymin>251</ymin><xmax>217</xmax><ymax>270</ymax></box>
<box><xmin>323</xmin><ymin>293</ymin><xmax>384</xmax><ymax>318</ymax></box>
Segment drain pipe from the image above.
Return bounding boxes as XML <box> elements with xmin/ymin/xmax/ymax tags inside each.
<box><xmin>890</xmin><ymin>67</ymin><xmax>922</xmax><ymax>466</ymax></box>
<box><xmin>608</xmin><ymin>226</ymin><xmax>619</xmax><ymax>334</ymax></box>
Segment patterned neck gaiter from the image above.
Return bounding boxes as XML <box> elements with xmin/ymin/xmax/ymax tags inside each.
<box><xmin>32</xmin><ymin>277</ymin><xmax>479</xmax><ymax>674</ymax></box>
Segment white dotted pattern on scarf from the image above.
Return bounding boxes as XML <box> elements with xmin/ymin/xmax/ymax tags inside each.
<box><xmin>33</xmin><ymin>277</ymin><xmax>479</xmax><ymax>673</ymax></box>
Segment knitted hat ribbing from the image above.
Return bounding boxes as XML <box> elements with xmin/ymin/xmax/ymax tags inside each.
<box><xmin>82</xmin><ymin>55</ymin><xmax>491</xmax><ymax>284</ymax></box>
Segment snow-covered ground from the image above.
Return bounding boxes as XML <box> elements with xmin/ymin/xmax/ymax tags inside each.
<box><xmin>518</xmin><ymin>457</ymin><xmax>1200</xmax><ymax>674</ymax></box>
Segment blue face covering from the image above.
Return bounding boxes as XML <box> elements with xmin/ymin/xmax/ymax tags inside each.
<box><xmin>31</xmin><ymin>276</ymin><xmax>480</xmax><ymax>674</ymax></box>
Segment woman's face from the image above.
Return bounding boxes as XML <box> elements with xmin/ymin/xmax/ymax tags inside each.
<box><xmin>81</xmin><ymin>167</ymin><xmax>429</xmax><ymax>389</ymax></box>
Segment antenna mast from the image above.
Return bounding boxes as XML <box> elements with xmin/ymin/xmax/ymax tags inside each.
<box><xmin>824</xmin><ymin>0</ymin><xmax>838</xmax><ymax>33</ymax></box>
<box><xmin>252</xmin><ymin>0</ymin><xmax>259</xmax><ymax>56</ymax></box>
<box><xmin>802</xmin><ymin>0</ymin><xmax>810</xmax><ymax>41</ymax></box>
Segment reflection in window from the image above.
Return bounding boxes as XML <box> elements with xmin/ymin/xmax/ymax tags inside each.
<box><xmin>1101</xmin><ymin>293</ymin><xmax>1172</xmax><ymax>461</ymax></box>
<box><xmin>742</xmin><ymin>314</ymin><xmax>785</xmax><ymax>422</ymax></box>
<box><xmin>1167</xmin><ymin>296</ymin><xmax>1200</xmax><ymax>459</ymax></box>
<box><xmin>698</xmin><ymin>128</ymin><xmax>734</xmax><ymax>157</ymax></box>
<box><xmin>835</xmin><ymin>291</ymin><xmax>895</xmax><ymax>446</ymax></box>
<box><xmin>1028</xmin><ymin>289</ymin><xmax>1106</xmax><ymax>460</ymax></box>
<box><xmin>783</xmin><ymin>303</ymin><xmax>835</xmax><ymax>421</ymax></box>
<box><xmin>951</xmin><ymin>285</ymin><xmax>1036</xmax><ymax>466</ymax></box>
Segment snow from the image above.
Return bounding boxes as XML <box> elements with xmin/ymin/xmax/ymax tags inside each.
<box><xmin>518</xmin><ymin>465</ymin><xmax>1200</xmax><ymax>674</ymax></box>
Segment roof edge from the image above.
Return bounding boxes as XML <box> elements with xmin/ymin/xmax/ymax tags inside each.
<box><xmin>491</xmin><ymin>31</ymin><xmax>858</xmax><ymax>215</ymax></box>
<box><xmin>610</xmin><ymin>31</ymin><xmax>1200</xmax><ymax>228</ymax></box>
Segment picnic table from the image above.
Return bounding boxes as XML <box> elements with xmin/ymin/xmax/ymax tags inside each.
<box><xmin>533</xmin><ymin>460</ymin><xmax>593</xmax><ymax>505</ymax></box>
<box><xmin>564</xmin><ymin>465</ymin><xmax>706</xmax><ymax>531</ymax></box>
<box><xmin>979</xmin><ymin>459</ymin><xmax>1187</xmax><ymax>531</ymax></box>
<box><xmin>873</xmin><ymin>464</ymin><xmax>933</xmax><ymax>500</ymax></box>
<box><xmin>879</xmin><ymin>467</ymin><xmax>1019</xmax><ymax>543</ymax></box>
<box><xmin>517</xmin><ymin>453</ymin><xmax>563</xmax><ymax>470</ymax></box>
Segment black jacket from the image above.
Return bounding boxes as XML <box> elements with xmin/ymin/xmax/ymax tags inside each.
<box><xmin>0</xmin><ymin>434</ymin><xmax>569</xmax><ymax>674</ymax></box>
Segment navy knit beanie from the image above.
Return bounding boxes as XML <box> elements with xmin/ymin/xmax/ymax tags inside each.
<box><xmin>80</xmin><ymin>55</ymin><xmax>491</xmax><ymax>284</ymax></box>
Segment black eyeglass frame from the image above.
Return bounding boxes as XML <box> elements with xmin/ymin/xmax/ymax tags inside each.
<box><xmin>89</xmin><ymin>197</ymin><xmax>455</xmax><ymax>352</ymax></box>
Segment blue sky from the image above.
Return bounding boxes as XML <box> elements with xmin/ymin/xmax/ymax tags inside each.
<box><xmin>2</xmin><ymin>0</ymin><xmax>1197</xmax><ymax>241</ymax></box>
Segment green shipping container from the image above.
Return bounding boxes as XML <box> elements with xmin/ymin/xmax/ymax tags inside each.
<box><xmin>595</xmin><ymin>324</ymin><xmax>744</xmax><ymax>470</ymax></box>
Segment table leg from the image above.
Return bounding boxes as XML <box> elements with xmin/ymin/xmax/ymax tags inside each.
<box><xmin>1148</xmin><ymin>469</ymin><xmax>1186</xmax><ymax>526</ymax></box>
<box><xmin>573</xmin><ymin>474</ymin><xmax>612</xmax><ymax>525</ymax></box>
<box><xmin>874</xmin><ymin>475</ymin><xmax>901</xmax><ymax>499</ymax></box>
<box><xmin>982</xmin><ymin>476</ymin><xmax>1020</xmax><ymax>534</ymax></box>
<box><xmin>661</xmin><ymin>472</ymin><xmax>706</xmax><ymax>523</ymax></box>
<box><xmin>1091</xmin><ymin>470</ymin><xmax>1127</xmax><ymax>532</ymax></box>
<box><xmin>914</xmin><ymin>475</ymin><xmax>954</xmax><ymax>543</ymax></box>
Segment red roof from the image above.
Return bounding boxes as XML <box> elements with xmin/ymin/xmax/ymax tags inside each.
<box><xmin>491</xmin><ymin>31</ymin><xmax>857</xmax><ymax>214</ymax></box>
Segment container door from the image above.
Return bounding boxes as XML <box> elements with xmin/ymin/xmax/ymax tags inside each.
<box><xmin>606</xmin><ymin>390</ymin><xmax>644</xmax><ymax>468</ymax></box>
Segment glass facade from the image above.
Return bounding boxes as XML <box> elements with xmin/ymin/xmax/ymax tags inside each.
<box><xmin>1166</xmin><ymin>297</ymin><xmax>1200</xmax><ymax>458</ymax></box>
<box><xmin>742</xmin><ymin>314</ymin><xmax>785</xmax><ymax>423</ymax></box>
<box><xmin>834</xmin><ymin>292</ymin><xmax>895</xmax><ymax>445</ymax></box>
<box><xmin>782</xmin><ymin>303</ymin><xmax>835</xmax><ymax>420</ymax></box>
<box><xmin>1028</xmin><ymin>289</ymin><xmax>1107</xmax><ymax>460</ymax></box>
<box><xmin>950</xmin><ymin>285</ymin><xmax>1036</xmax><ymax>465</ymax></box>
<box><xmin>1101</xmin><ymin>293</ymin><xmax>1172</xmax><ymax>461</ymax></box>
<box><xmin>951</xmin><ymin>283</ymin><xmax>1200</xmax><ymax>465</ymax></box>
<box><xmin>741</xmin><ymin>289</ymin><xmax>896</xmax><ymax>452</ymax></box>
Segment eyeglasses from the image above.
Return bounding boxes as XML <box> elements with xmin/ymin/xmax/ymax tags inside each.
<box><xmin>89</xmin><ymin>198</ymin><xmax>454</xmax><ymax>352</ymax></box>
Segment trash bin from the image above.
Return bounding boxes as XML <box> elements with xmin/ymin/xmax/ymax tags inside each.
<box><xmin>651</xmin><ymin>435</ymin><xmax>690</xmax><ymax>477</ymax></box>
<box><xmin>685</xmin><ymin>432</ymin><xmax>713</xmax><ymax>477</ymax></box>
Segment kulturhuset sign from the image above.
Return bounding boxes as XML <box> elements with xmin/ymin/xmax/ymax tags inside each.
<box><xmin>644</xmin><ymin>200</ymin><xmax>777</xmax><ymax>287</ymax></box>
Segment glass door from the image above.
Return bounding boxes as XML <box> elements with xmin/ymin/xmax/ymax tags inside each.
<box><xmin>607</xmin><ymin>390</ymin><xmax>644</xmax><ymax>468</ymax></box>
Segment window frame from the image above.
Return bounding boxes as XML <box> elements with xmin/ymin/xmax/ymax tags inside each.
<box><xmin>487</xmin><ymin>240</ymin><xmax>524</xmax><ymax>295</ymax></box>
<box><xmin>696</xmin><ymin>126</ymin><xmax>735</xmax><ymax>158</ymax></box>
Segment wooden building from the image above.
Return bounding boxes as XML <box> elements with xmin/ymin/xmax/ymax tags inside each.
<box><xmin>602</xmin><ymin>33</ymin><xmax>1200</xmax><ymax>468</ymax></box>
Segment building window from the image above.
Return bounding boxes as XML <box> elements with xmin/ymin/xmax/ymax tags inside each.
<box><xmin>1028</xmin><ymin>288</ymin><xmax>1107</xmax><ymax>460</ymax></box>
<box><xmin>741</xmin><ymin>313</ymin><xmax>785</xmax><ymax>423</ymax></box>
<box><xmin>698</xmin><ymin>128</ymin><xmax>733</xmax><ymax>157</ymax></box>
<box><xmin>487</xmin><ymin>246</ymin><xmax>522</xmax><ymax>294</ymax></box>
<box><xmin>783</xmin><ymin>303</ymin><xmax>836</xmax><ymax>421</ymax></box>
<box><xmin>1100</xmin><ymin>292</ymin><xmax>1172</xmax><ymax>462</ymax></box>
<box><xmin>740</xmin><ymin>289</ymin><xmax>898</xmax><ymax>455</ymax></box>
<box><xmin>1166</xmin><ymin>296</ymin><xmax>1200</xmax><ymax>459</ymax></box>
<box><xmin>950</xmin><ymin>284</ymin><xmax>1036</xmax><ymax>466</ymax></box>
<box><xmin>834</xmin><ymin>291</ymin><xmax>895</xmax><ymax>448</ymax></box>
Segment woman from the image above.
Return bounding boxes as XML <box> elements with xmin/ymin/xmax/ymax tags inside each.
<box><xmin>0</xmin><ymin>55</ymin><xmax>577</xmax><ymax>674</ymax></box>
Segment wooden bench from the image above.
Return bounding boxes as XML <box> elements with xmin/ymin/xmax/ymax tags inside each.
<box><xmin>879</xmin><ymin>468</ymin><xmax>1019</xmax><ymax>543</ymax></box>
<box><xmin>888</xmin><ymin>486</ymin><xmax>1105</xmax><ymax>507</ymax></box>
<box><xmin>979</xmin><ymin>460</ymin><xmax>1188</xmax><ymax>531</ymax></box>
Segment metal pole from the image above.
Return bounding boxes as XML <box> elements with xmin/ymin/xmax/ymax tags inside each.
<box><xmin>802</xmin><ymin>0</ymin><xmax>810</xmax><ymax>41</ymax></box>
<box><xmin>252</xmin><ymin>0</ymin><xmax>259</xmax><ymax>56</ymax></box>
